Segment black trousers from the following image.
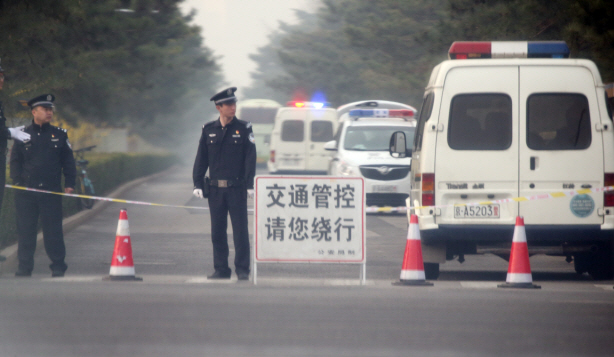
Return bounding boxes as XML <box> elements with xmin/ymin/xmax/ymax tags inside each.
<box><xmin>207</xmin><ymin>186</ymin><xmax>250</xmax><ymax>274</ymax></box>
<box><xmin>15</xmin><ymin>190</ymin><xmax>67</xmax><ymax>273</ymax></box>
<box><xmin>0</xmin><ymin>155</ymin><xmax>5</xmax><ymax>215</ymax></box>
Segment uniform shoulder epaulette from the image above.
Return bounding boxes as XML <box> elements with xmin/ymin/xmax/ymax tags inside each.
<box><xmin>237</xmin><ymin>119</ymin><xmax>252</xmax><ymax>129</ymax></box>
<box><xmin>52</xmin><ymin>126</ymin><xmax>68</xmax><ymax>133</ymax></box>
<box><xmin>203</xmin><ymin>121</ymin><xmax>216</xmax><ymax>129</ymax></box>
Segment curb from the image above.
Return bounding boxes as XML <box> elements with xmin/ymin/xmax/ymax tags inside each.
<box><xmin>0</xmin><ymin>165</ymin><xmax>176</xmax><ymax>273</ymax></box>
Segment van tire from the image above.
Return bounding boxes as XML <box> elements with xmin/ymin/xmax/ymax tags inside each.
<box><xmin>424</xmin><ymin>263</ymin><xmax>440</xmax><ymax>280</ymax></box>
<box><xmin>586</xmin><ymin>243</ymin><xmax>614</xmax><ymax>281</ymax></box>
<box><xmin>573</xmin><ymin>254</ymin><xmax>589</xmax><ymax>275</ymax></box>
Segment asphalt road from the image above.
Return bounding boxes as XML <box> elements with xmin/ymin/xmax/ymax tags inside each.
<box><xmin>0</xmin><ymin>166</ymin><xmax>612</xmax><ymax>357</ymax></box>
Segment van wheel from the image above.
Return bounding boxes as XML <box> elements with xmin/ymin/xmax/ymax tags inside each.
<box><xmin>424</xmin><ymin>263</ymin><xmax>440</xmax><ymax>280</ymax></box>
<box><xmin>573</xmin><ymin>254</ymin><xmax>589</xmax><ymax>275</ymax></box>
<box><xmin>587</xmin><ymin>243</ymin><xmax>614</xmax><ymax>280</ymax></box>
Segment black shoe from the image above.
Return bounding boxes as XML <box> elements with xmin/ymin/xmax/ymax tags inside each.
<box><xmin>207</xmin><ymin>271</ymin><xmax>231</xmax><ymax>279</ymax></box>
<box><xmin>237</xmin><ymin>272</ymin><xmax>249</xmax><ymax>281</ymax></box>
<box><xmin>51</xmin><ymin>271</ymin><xmax>65</xmax><ymax>278</ymax></box>
<box><xmin>15</xmin><ymin>270</ymin><xmax>32</xmax><ymax>277</ymax></box>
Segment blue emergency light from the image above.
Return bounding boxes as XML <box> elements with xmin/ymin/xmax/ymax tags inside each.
<box><xmin>527</xmin><ymin>41</ymin><xmax>570</xmax><ymax>58</ymax></box>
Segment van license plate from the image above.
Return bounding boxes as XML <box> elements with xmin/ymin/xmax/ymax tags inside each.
<box><xmin>373</xmin><ymin>185</ymin><xmax>397</xmax><ymax>193</ymax></box>
<box><xmin>454</xmin><ymin>204</ymin><xmax>500</xmax><ymax>218</ymax></box>
<box><xmin>280</xmin><ymin>159</ymin><xmax>299</xmax><ymax>166</ymax></box>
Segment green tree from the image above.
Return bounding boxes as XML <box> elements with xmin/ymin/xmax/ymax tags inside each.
<box><xmin>439</xmin><ymin>0</ymin><xmax>614</xmax><ymax>81</ymax></box>
<box><xmin>0</xmin><ymin>0</ymin><xmax>222</xmax><ymax>144</ymax></box>
<box><xmin>245</xmin><ymin>0</ymin><xmax>446</xmax><ymax>107</ymax></box>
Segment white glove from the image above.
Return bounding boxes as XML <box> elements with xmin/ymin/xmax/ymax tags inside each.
<box><xmin>193</xmin><ymin>188</ymin><xmax>204</xmax><ymax>199</ymax></box>
<box><xmin>247</xmin><ymin>189</ymin><xmax>254</xmax><ymax>199</ymax></box>
<box><xmin>9</xmin><ymin>126</ymin><xmax>31</xmax><ymax>142</ymax></box>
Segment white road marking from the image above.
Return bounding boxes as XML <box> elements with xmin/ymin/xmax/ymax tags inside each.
<box><xmin>460</xmin><ymin>282</ymin><xmax>499</xmax><ymax>289</ymax></box>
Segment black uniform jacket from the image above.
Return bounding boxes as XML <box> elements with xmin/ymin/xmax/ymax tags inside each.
<box><xmin>193</xmin><ymin>117</ymin><xmax>257</xmax><ymax>190</ymax></box>
<box><xmin>0</xmin><ymin>101</ymin><xmax>10</xmax><ymax>155</ymax></box>
<box><xmin>10</xmin><ymin>121</ymin><xmax>76</xmax><ymax>192</ymax></box>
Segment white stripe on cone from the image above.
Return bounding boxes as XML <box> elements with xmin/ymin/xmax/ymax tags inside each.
<box><xmin>400</xmin><ymin>270</ymin><xmax>426</xmax><ymax>281</ymax></box>
<box><xmin>506</xmin><ymin>273</ymin><xmax>533</xmax><ymax>284</ymax></box>
<box><xmin>109</xmin><ymin>266</ymin><xmax>136</xmax><ymax>275</ymax></box>
<box><xmin>116</xmin><ymin>219</ymin><xmax>130</xmax><ymax>236</ymax></box>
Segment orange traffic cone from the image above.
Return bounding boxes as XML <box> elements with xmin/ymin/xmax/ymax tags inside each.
<box><xmin>498</xmin><ymin>216</ymin><xmax>540</xmax><ymax>289</ymax></box>
<box><xmin>105</xmin><ymin>209</ymin><xmax>142</xmax><ymax>281</ymax></box>
<box><xmin>393</xmin><ymin>214</ymin><xmax>433</xmax><ymax>286</ymax></box>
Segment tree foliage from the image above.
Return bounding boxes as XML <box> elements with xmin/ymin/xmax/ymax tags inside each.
<box><xmin>247</xmin><ymin>0</ymin><xmax>614</xmax><ymax>108</ymax></box>
<box><xmin>0</xmin><ymin>0</ymin><xmax>222</xmax><ymax>144</ymax></box>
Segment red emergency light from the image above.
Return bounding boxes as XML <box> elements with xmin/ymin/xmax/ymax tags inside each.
<box><xmin>449</xmin><ymin>42</ymin><xmax>492</xmax><ymax>59</ymax></box>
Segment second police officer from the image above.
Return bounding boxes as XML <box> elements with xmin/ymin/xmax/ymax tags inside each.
<box><xmin>193</xmin><ymin>87</ymin><xmax>256</xmax><ymax>281</ymax></box>
<box><xmin>10</xmin><ymin>94</ymin><xmax>77</xmax><ymax>277</ymax></box>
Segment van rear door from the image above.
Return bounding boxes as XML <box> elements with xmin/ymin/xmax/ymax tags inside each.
<box><xmin>276</xmin><ymin>110</ymin><xmax>307</xmax><ymax>171</ymax></box>
<box><xmin>519</xmin><ymin>66</ymin><xmax>603</xmax><ymax>225</ymax></box>
<box><xmin>306</xmin><ymin>110</ymin><xmax>335</xmax><ymax>172</ymax></box>
<box><xmin>435</xmin><ymin>66</ymin><xmax>519</xmax><ymax>225</ymax></box>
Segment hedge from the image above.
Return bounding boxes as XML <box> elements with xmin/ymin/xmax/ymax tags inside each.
<box><xmin>0</xmin><ymin>152</ymin><xmax>175</xmax><ymax>249</ymax></box>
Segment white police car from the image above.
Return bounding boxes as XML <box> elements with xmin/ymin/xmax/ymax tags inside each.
<box><xmin>325</xmin><ymin>107</ymin><xmax>417</xmax><ymax>208</ymax></box>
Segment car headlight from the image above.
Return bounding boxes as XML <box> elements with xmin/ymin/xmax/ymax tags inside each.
<box><xmin>339</xmin><ymin>161</ymin><xmax>355</xmax><ymax>176</ymax></box>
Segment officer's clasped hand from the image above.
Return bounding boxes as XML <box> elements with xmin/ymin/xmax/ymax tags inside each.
<box><xmin>9</xmin><ymin>126</ymin><xmax>31</xmax><ymax>142</ymax></box>
<box><xmin>193</xmin><ymin>188</ymin><xmax>204</xmax><ymax>199</ymax></box>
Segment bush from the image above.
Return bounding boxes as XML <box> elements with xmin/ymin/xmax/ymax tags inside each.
<box><xmin>1</xmin><ymin>153</ymin><xmax>175</xmax><ymax>249</ymax></box>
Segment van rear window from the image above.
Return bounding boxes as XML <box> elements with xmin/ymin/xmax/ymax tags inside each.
<box><xmin>414</xmin><ymin>92</ymin><xmax>434</xmax><ymax>151</ymax></box>
<box><xmin>311</xmin><ymin>121</ymin><xmax>333</xmax><ymax>142</ymax></box>
<box><xmin>527</xmin><ymin>94</ymin><xmax>591</xmax><ymax>150</ymax></box>
<box><xmin>281</xmin><ymin>120</ymin><xmax>304</xmax><ymax>142</ymax></box>
<box><xmin>448</xmin><ymin>94</ymin><xmax>512</xmax><ymax>150</ymax></box>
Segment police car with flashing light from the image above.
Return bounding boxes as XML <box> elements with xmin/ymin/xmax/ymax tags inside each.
<box><xmin>389</xmin><ymin>41</ymin><xmax>614</xmax><ymax>280</ymax></box>
<box><xmin>268</xmin><ymin>101</ymin><xmax>338</xmax><ymax>174</ymax></box>
<box><xmin>325</xmin><ymin>104</ymin><xmax>417</xmax><ymax>208</ymax></box>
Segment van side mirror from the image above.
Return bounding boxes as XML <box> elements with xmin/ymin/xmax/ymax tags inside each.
<box><xmin>389</xmin><ymin>131</ymin><xmax>408</xmax><ymax>158</ymax></box>
<box><xmin>324</xmin><ymin>140</ymin><xmax>337</xmax><ymax>151</ymax></box>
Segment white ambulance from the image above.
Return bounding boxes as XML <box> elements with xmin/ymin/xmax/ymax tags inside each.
<box><xmin>390</xmin><ymin>41</ymin><xmax>614</xmax><ymax>280</ymax></box>
<box><xmin>267</xmin><ymin>101</ymin><xmax>338</xmax><ymax>174</ymax></box>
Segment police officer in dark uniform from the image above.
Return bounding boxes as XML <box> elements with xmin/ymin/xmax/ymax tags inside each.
<box><xmin>193</xmin><ymin>87</ymin><xmax>256</xmax><ymax>280</ymax></box>
<box><xmin>0</xmin><ymin>59</ymin><xmax>31</xmax><ymax>224</ymax></box>
<box><xmin>10</xmin><ymin>94</ymin><xmax>77</xmax><ymax>277</ymax></box>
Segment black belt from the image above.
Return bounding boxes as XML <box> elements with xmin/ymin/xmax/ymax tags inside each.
<box><xmin>210</xmin><ymin>179</ymin><xmax>242</xmax><ymax>188</ymax></box>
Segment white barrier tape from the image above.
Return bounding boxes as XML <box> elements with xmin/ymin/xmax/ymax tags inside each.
<box><xmin>364</xmin><ymin>186</ymin><xmax>614</xmax><ymax>213</ymax></box>
<box><xmin>5</xmin><ymin>184</ymin><xmax>210</xmax><ymax>210</ymax></box>
<box><xmin>7</xmin><ymin>184</ymin><xmax>613</xmax><ymax>214</ymax></box>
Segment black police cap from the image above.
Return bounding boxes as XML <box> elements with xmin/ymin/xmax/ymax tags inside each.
<box><xmin>210</xmin><ymin>87</ymin><xmax>237</xmax><ymax>105</ymax></box>
<box><xmin>27</xmin><ymin>94</ymin><xmax>55</xmax><ymax>109</ymax></box>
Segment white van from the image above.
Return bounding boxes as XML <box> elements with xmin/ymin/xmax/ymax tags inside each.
<box><xmin>390</xmin><ymin>41</ymin><xmax>614</xmax><ymax>280</ymax></box>
<box><xmin>268</xmin><ymin>101</ymin><xmax>338</xmax><ymax>174</ymax></box>
<box><xmin>236</xmin><ymin>99</ymin><xmax>281</xmax><ymax>164</ymax></box>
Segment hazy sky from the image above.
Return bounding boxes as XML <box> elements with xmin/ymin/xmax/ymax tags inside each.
<box><xmin>179</xmin><ymin>0</ymin><xmax>315</xmax><ymax>91</ymax></box>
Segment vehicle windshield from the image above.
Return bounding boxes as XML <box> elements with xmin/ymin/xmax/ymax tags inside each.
<box><xmin>343</xmin><ymin>125</ymin><xmax>415</xmax><ymax>151</ymax></box>
<box><xmin>239</xmin><ymin>107</ymin><xmax>278</xmax><ymax>124</ymax></box>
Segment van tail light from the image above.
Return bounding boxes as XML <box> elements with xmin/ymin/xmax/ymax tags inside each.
<box><xmin>270</xmin><ymin>150</ymin><xmax>276</xmax><ymax>163</ymax></box>
<box><xmin>422</xmin><ymin>173</ymin><xmax>435</xmax><ymax>207</ymax></box>
<box><xmin>605</xmin><ymin>173</ymin><xmax>614</xmax><ymax>206</ymax></box>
